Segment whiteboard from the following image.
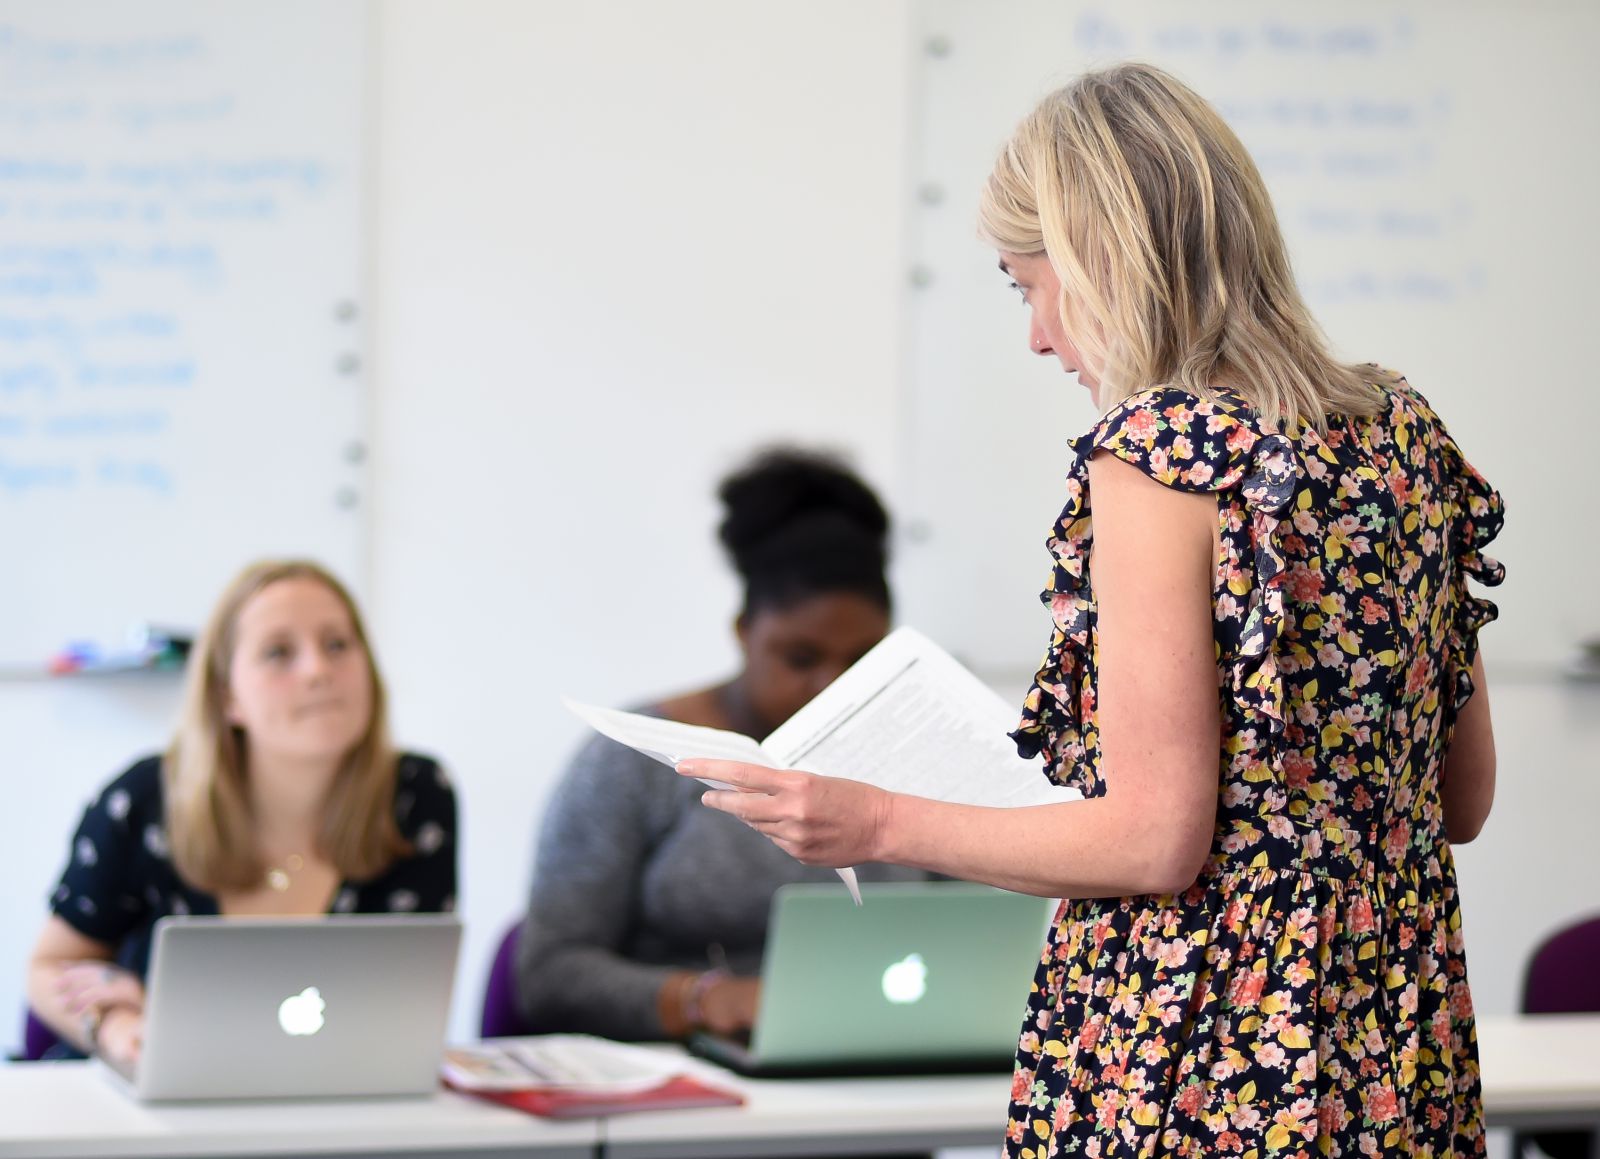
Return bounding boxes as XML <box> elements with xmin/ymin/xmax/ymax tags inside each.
<box><xmin>0</xmin><ymin>0</ymin><xmax>369</xmax><ymax>667</ymax></box>
<box><xmin>897</xmin><ymin>0</ymin><xmax>1600</xmax><ymax>674</ymax></box>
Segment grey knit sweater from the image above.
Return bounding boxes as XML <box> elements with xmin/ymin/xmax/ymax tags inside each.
<box><xmin>514</xmin><ymin>709</ymin><xmax>929</xmax><ymax>1040</ymax></box>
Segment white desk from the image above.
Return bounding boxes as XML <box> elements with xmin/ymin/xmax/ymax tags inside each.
<box><xmin>2</xmin><ymin>1015</ymin><xmax>1595</xmax><ymax>1159</ymax></box>
<box><xmin>1478</xmin><ymin>1013</ymin><xmax>1600</xmax><ymax>1133</ymax></box>
<box><xmin>0</xmin><ymin>1059</ymin><xmax>595</xmax><ymax>1159</ymax></box>
<box><xmin>600</xmin><ymin>1015</ymin><xmax>1600</xmax><ymax>1158</ymax></box>
<box><xmin>599</xmin><ymin>1066</ymin><xmax>1007</xmax><ymax>1159</ymax></box>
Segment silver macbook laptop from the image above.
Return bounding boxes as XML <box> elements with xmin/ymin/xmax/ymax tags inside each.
<box><xmin>691</xmin><ymin>881</ymin><xmax>1051</xmax><ymax>1077</ymax></box>
<box><xmin>110</xmin><ymin>914</ymin><xmax>461</xmax><ymax>1101</ymax></box>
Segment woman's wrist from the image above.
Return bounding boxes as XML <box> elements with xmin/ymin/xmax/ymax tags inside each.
<box><xmin>655</xmin><ymin>970</ymin><xmax>699</xmax><ymax>1039</ymax></box>
<box><xmin>79</xmin><ymin>1006</ymin><xmax>104</xmax><ymax>1054</ymax></box>
<box><xmin>682</xmin><ymin>968</ymin><xmax>729</xmax><ymax>1029</ymax></box>
<box><xmin>80</xmin><ymin>1000</ymin><xmax>140</xmax><ymax>1055</ymax></box>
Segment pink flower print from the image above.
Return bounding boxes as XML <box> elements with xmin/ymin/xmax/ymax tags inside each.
<box><xmin>1318</xmin><ymin>1095</ymin><xmax>1346</xmax><ymax>1137</ymax></box>
<box><xmin>1078</xmin><ymin>1016</ymin><xmax>1103</xmax><ymax>1051</ymax></box>
<box><xmin>1123</xmin><ymin>407</ymin><xmax>1159</xmax><ymax>443</ymax></box>
<box><xmin>1294</xmin><ymin>1050</ymin><xmax>1318</xmax><ymax>1084</ymax></box>
<box><xmin>1383</xmin><ymin>819</ymin><xmax>1411</xmax><ymax>862</ymax></box>
<box><xmin>1224</xmin><ymin>423</ymin><xmax>1254</xmax><ymax>453</ymax></box>
<box><xmin>1094</xmin><ymin>1089</ymin><xmax>1124</xmax><ymax>1131</ymax></box>
<box><xmin>1430</xmin><ymin>1008</ymin><xmax>1453</xmax><ymax>1047</ymax></box>
<box><xmin>1348</xmin><ymin>895</ymin><xmax>1376</xmax><ymax>934</ymax></box>
<box><xmin>1229</xmin><ymin>969</ymin><xmax>1267</xmax><ymax>1008</ymax></box>
<box><xmin>1367</xmin><ymin>1085</ymin><xmax>1400</xmax><ymax>1124</ymax></box>
<box><xmin>1359</xmin><ymin>595</ymin><xmax>1389</xmax><ymax>624</ymax></box>
<box><xmin>1286</xmin><ymin>565</ymin><xmax>1324</xmax><ymax>602</ymax></box>
<box><xmin>1253</xmin><ymin>1040</ymin><xmax>1288</xmax><ymax>1069</ymax></box>
<box><xmin>1230</xmin><ymin>1104</ymin><xmax>1263</xmax><ymax>1130</ymax></box>
<box><xmin>1010</xmin><ymin>1068</ymin><xmax>1032</xmax><ymax>1102</ymax></box>
<box><xmin>1176</xmin><ymin>1082</ymin><xmax>1205</xmax><ymax>1117</ymax></box>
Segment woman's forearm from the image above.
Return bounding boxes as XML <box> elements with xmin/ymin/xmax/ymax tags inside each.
<box><xmin>26</xmin><ymin>960</ymin><xmax>94</xmax><ymax>1052</ymax></box>
<box><xmin>874</xmin><ymin>790</ymin><xmax>1213</xmax><ymax>900</ymax></box>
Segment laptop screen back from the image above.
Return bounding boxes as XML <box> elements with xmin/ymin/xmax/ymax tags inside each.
<box><xmin>750</xmin><ymin>882</ymin><xmax>1051</xmax><ymax>1068</ymax></box>
<box><xmin>135</xmin><ymin>914</ymin><xmax>461</xmax><ymax>1101</ymax></box>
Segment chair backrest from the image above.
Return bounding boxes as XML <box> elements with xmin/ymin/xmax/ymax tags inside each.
<box><xmin>1515</xmin><ymin>913</ymin><xmax>1600</xmax><ymax>1159</ymax></box>
<box><xmin>1523</xmin><ymin>912</ymin><xmax>1600</xmax><ymax>1015</ymax></box>
<box><xmin>479</xmin><ymin>920</ymin><xmax>533</xmax><ymax>1038</ymax></box>
<box><xmin>21</xmin><ymin>1009</ymin><xmax>66</xmax><ymax>1062</ymax></box>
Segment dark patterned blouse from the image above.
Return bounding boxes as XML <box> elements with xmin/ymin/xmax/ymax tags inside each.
<box><xmin>50</xmin><ymin>751</ymin><xmax>457</xmax><ymax>983</ymax></box>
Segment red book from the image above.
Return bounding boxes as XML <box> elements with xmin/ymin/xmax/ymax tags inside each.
<box><xmin>441</xmin><ymin>1037</ymin><xmax>743</xmax><ymax>1120</ymax></box>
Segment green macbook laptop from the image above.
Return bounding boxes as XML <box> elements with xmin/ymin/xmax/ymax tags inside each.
<box><xmin>690</xmin><ymin>881</ymin><xmax>1052</xmax><ymax>1077</ymax></box>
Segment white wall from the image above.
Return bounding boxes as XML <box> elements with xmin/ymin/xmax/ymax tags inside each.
<box><xmin>2</xmin><ymin>2</ymin><xmax>1594</xmax><ymax>1083</ymax></box>
<box><xmin>366</xmin><ymin>0</ymin><xmax>918</xmax><ymax>1039</ymax></box>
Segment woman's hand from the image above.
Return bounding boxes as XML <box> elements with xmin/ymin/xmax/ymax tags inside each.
<box><xmin>57</xmin><ymin>961</ymin><xmax>146</xmax><ymax>1019</ymax></box>
<box><xmin>698</xmin><ymin>975</ymin><xmax>761</xmax><ymax>1037</ymax></box>
<box><xmin>677</xmin><ymin>760</ymin><xmax>893</xmax><ymax>867</ymax></box>
<box><xmin>95</xmin><ymin>1006</ymin><xmax>144</xmax><ymax>1069</ymax></box>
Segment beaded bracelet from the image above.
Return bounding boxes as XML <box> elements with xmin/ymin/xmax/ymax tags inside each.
<box><xmin>682</xmin><ymin>967</ymin><xmax>730</xmax><ymax>1029</ymax></box>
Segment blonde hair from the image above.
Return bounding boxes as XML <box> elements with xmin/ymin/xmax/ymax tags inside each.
<box><xmin>164</xmin><ymin>559</ymin><xmax>409</xmax><ymax>893</ymax></box>
<box><xmin>978</xmin><ymin>62</ymin><xmax>1392</xmax><ymax>430</ymax></box>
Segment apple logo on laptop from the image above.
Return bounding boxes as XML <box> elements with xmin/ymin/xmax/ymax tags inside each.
<box><xmin>277</xmin><ymin>987</ymin><xmax>326</xmax><ymax>1036</ymax></box>
<box><xmin>881</xmin><ymin>953</ymin><xmax>927</xmax><ymax>1005</ymax></box>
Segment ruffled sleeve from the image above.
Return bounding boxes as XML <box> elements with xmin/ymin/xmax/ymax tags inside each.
<box><xmin>1389</xmin><ymin>382</ymin><xmax>1505</xmax><ymax>716</ymax></box>
<box><xmin>1436</xmin><ymin>430</ymin><xmax>1505</xmax><ymax>715</ymax></box>
<box><xmin>1010</xmin><ymin>388</ymin><xmax>1299</xmax><ymax>792</ymax></box>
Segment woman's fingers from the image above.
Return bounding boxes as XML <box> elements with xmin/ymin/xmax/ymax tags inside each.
<box><xmin>701</xmin><ymin>786</ymin><xmax>787</xmax><ymax>826</ymax></box>
<box><xmin>676</xmin><ymin>759</ymin><xmax>787</xmax><ymax>793</ymax></box>
<box><xmin>58</xmin><ymin>962</ymin><xmax>143</xmax><ymax>1015</ymax></box>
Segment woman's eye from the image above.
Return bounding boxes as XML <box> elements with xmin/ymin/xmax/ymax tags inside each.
<box><xmin>325</xmin><ymin>636</ymin><xmax>351</xmax><ymax>654</ymax></box>
<box><xmin>784</xmin><ymin>650</ymin><xmax>821</xmax><ymax>671</ymax></box>
<box><xmin>263</xmin><ymin>644</ymin><xmax>291</xmax><ymax>662</ymax></box>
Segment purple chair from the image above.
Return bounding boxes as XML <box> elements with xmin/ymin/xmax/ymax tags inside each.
<box><xmin>20</xmin><ymin>1009</ymin><xmax>68</xmax><ymax>1062</ymax></box>
<box><xmin>1516</xmin><ymin>912</ymin><xmax>1600</xmax><ymax>1159</ymax></box>
<box><xmin>479</xmin><ymin>920</ymin><xmax>535</xmax><ymax>1039</ymax></box>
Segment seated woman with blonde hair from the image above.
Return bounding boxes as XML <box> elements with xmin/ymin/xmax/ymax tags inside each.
<box><xmin>27</xmin><ymin>559</ymin><xmax>456</xmax><ymax>1068</ymax></box>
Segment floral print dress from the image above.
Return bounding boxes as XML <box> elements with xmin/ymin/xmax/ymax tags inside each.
<box><xmin>1005</xmin><ymin>380</ymin><xmax>1503</xmax><ymax>1158</ymax></box>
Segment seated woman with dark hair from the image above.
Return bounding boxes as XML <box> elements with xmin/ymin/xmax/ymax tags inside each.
<box><xmin>26</xmin><ymin>560</ymin><xmax>457</xmax><ymax>1067</ymax></box>
<box><xmin>515</xmin><ymin>448</ymin><xmax>928</xmax><ymax>1042</ymax></box>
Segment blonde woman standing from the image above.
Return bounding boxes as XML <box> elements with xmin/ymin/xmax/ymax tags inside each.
<box><xmin>27</xmin><ymin>560</ymin><xmax>457</xmax><ymax>1070</ymax></box>
<box><xmin>682</xmin><ymin>64</ymin><xmax>1499</xmax><ymax>1157</ymax></box>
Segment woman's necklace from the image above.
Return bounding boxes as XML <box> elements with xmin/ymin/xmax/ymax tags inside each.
<box><xmin>265</xmin><ymin>853</ymin><xmax>306</xmax><ymax>892</ymax></box>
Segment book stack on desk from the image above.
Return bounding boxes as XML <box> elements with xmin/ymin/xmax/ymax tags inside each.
<box><xmin>441</xmin><ymin>1035</ymin><xmax>743</xmax><ymax>1119</ymax></box>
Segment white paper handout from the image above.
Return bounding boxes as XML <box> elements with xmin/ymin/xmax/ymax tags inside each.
<box><xmin>563</xmin><ymin>627</ymin><xmax>1081</xmax><ymax>903</ymax></box>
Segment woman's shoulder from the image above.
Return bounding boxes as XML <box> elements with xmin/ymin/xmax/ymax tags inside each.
<box><xmin>392</xmin><ymin>750</ymin><xmax>456</xmax><ymax>828</ymax></box>
<box><xmin>395</xmin><ymin>750</ymin><xmax>451</xmax><ymax>792</ymax></box>
<box><xmin>88</xmin><ymin>753</ymin><xmax>167</xmax><ymax>823</ymax></box>
<box><xmin>1078</xmin><ymin>384</ymin><xmax>1282</xmax><ymax>495</ymax></box>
